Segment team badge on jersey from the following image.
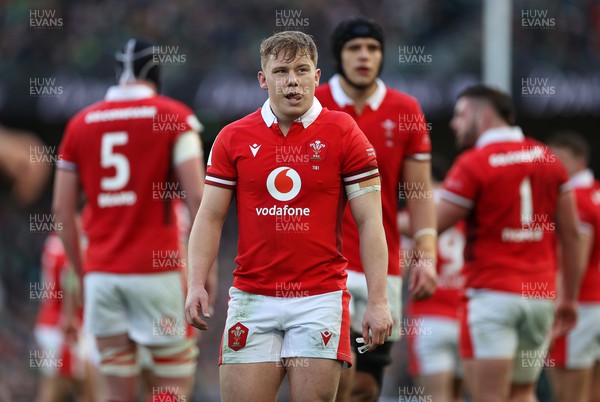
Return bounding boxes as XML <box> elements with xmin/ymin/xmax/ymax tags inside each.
<box><xmin>228</xmin><ymin>322</ymin><xmax>249</xmax><ymax>351</ymax></box>
<box><xmin>306</xmin><ymin>139</ymin><xmax>328</xmax><ymax>162</ymax></box>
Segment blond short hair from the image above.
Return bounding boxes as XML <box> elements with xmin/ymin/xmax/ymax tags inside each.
<box><xmin>260</xmin><ymin>31</ymin><xmax>318</xmax><ymax>70</ymax></box>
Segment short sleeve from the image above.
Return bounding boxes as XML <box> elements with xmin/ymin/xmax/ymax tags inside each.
<box><xmin>205</xmin><ymin>129</ymin><xmax>237</xmax><ymax>189</ymax></box>
<box><xmin>403</xmin><ymin>100</ymin><xmax>431</xmax><ymax>161</ymax></box>
<box><xmin>440</xmin><ymin>154</ymin><xmax>478</xmax><ymax>209</ymax></box>
<box><xmin>341</xmin><ymin>119</ymin><xmax>379</xmax><ymax>185</ymax></box>
<box><xmin>57</xmin><ymin>117</ymin><xmax>80</xmax><ymax>172</ymax></box>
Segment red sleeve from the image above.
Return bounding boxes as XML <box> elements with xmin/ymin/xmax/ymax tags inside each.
<box><xmin>576</xmin><ymin>192</ymin><xmax>595</xmax><ymax>232</ymax></box>
<box><xmin>205</xmin><ymin>128</ymin><xmax>237</xmax><ymax>189</ymax></box>
<box><xmin>341</xmin><ymin>118</ymin><xmax>379</xmax><ymax>185</ymax></box>
<box><xmin>57</xmin><ymin>116</ymin><xmax>81</xmax><ymax>172</ymax></box>
<box><xmin>440</xmin><ymin>153</ymin><xmax>478</xmax><ymax>209</ymax></box>
<box><xmin>404</xmin><ymin>99</ymin><xmax>431</xmax><ymax>160</ymax></box>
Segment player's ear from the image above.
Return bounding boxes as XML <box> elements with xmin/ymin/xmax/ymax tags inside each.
<box><xmin>314</xmin><ymin>68</ymin><xmax>321</xmax><ymax>87</ymax></box>
<box><xmin>257</xmin><ymin>71</ymin><xmax>268</xmax><ymax>90</ymax></box>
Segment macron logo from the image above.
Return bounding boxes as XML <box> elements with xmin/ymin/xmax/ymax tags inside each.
<box><xmin>249</xmin><ymin>143</ymin><xmax>261</xmax><ymax>157</ymax></box>
<box><xmin>321</xmin><ymin>331</ymin><xmax>332</xmax><ymax>346</ymax></box>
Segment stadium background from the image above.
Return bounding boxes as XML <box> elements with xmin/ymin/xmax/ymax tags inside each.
<box><xmin>0</xmin><ymin>0</ymin><xmax>598</xmax><ymax>400</ymax></box>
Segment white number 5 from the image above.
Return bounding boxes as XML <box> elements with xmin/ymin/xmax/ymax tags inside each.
<box><xmin>101</xmin><ymin>132</ymin><xmax>130</xmax><ymax>191</ymax></box>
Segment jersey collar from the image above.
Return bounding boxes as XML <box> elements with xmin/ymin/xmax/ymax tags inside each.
<box><xmin>329</xmin><ymin>74</ymin><xmax>387</xmax><ymax>111</ymax></box>
<box><xmin>568</xmin><ymin>169</ymin><xmax>595</xmax><ymax>189</ymax></box>
<box><xmin>475</xmin><ymin>126</ymin><xmax>525</xmax><ymax>148</ymax></box>
<box><xmin>105</xmin><ymin>84</ymin><xmax>156</xmax><ymax>101</ymax></box>
<box><xmin>261</xmin><ymin>97</ymin><xmax>323</xmax><ymax>129</ymax></box>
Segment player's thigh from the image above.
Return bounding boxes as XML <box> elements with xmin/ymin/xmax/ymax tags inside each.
<box><xmin>220</xmin><ymin>362</ymin><xmax>285</xmax><ymax>402</ymax></box>
<box><xmin>462</xmin><ymin>358</ymin><xmax>512</xmax><ymax>402</ymax></box>
<box><xmin>413</xmin><ymin>372</ymin><xmax>454</xmax><ymax>402</ymax></box>
<box><xmin>121</xmin><ymin>272</ymin><xmax>187</xmax><ymax>346</ymax></box>
<box><xmin>590</xmin><ymin>361</ymin><xmax>600</xmax><ymax>402</ymax></box>
<box><xmin>287</xmin><ymin>358</ymin><xmax>343</xmax><ymax>402</ymax></box>
<box><xmin>548</xmin><ymin>367</ymin><xmax>592</xmax><ymax>402</ymax></box>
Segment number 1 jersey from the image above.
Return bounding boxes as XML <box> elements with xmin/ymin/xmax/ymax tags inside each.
<box><xmin>440</xmin><ymin>127</ymin><xmax>569</xmax><ymax>294</ymax></box>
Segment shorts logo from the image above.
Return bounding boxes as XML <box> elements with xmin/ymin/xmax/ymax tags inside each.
<box><xmin>266</xmin><ymin>167</ymin><xmax>301</xmax><ymax>201</ymax></box>
<box><xmin>228</xmin><ymin>322</ymin><xmax>248</xmax><ymax>351</ymax></box>
<box><xmin>320</xmin><ymin>330</ymin><xmax>333</xmax><ymax>346</ymax></box>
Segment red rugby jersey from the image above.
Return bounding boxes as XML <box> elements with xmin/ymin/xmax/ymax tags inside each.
<box><xmin>58</xmin><ymin>85</ymin><xmax>201</xmax><ymax>274</ymax></box>
<box><xmin>441</xmin><ymin>127</ymin><xmax>568</xmax><ymax>295</ymax></box>
<box><xmin>409</xmin><ymin>221</ymin><xmax>465</xmax><ymax>319</ymax></box>
<box><xmin>316</xmin><ymin>75</ymin><xmax>431</xmax><ymax>276</ymax></box>
<box><xmin>205</xmin><ymin>98</ymin><xmax>379</xmax><ymax>296</ymax></box>
<box><xmin>568</xmin><ymin>170</ymin><xmax>600</xmax><ymax>302</ymax></box>
<box><xmin>36</xmin><ymin>234</ymin><xmax>83</xmax><ymax>327</ymax></box>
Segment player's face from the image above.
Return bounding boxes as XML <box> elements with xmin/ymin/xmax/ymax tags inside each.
<box><xmin>450</xmin><ymin>97</ymin><xmax>479</xmax><ymax>149</ymax></box>
<box><xmin>340</xmin><ymin>37</ymin><xmax>382</xmax><ymax>89</ymax></box>
<box><xmin>258</xmin><ymin>51</ymin><xmax>321</xmax><ymax>123</ymax></box>
<box><xmin>550</xmin><ymin>146</ymin><xmax>580</xmax><ymax>177</ymax></box>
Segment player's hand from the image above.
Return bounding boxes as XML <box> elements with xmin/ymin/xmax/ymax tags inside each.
<box><xmin>185</xmin><ymin>285</ymin><xmax>211</xmax><ymax>331</ymax></box>
<box><xmin>361</xmin><ymin>300</ymin><xmax>393</xmax><ymax>352</ymax></box>
<box><xmin>409</xmin><ymin>253</ymin><xmax>437</xmax><ymax>300</ymax></box>
<box><xmin>550</xmin><ymin>299</ymin><xmax>577</xmax><ymax>342</ymax></box>
<box><xmin>59</xmin><ymin>315</ymin><xmax>79</xmax><ymax>344</ymax></box>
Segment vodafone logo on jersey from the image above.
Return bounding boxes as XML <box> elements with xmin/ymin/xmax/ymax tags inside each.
<box><xmin>266</xmin><ymin>167</ymin><xmax>301</xmax><ymax>201</ymax></box>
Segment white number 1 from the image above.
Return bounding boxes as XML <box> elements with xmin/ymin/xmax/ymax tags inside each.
<box><xmin>101</xmin><ymin>132</ymin><xmax>130</xmax><ymax>191</ymax></box>
<box><xmin>519</xmin><ymin>177</ymin><xmax>533</xmax><ymax>225</ymax></box>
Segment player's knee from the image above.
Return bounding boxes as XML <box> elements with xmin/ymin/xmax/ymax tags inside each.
<box><xmin>350</xmin><ymin>377</ymin><xmax>379</xmax><ymax>402</ymax></box>
<box><xmin>148</xmin><ymin>339</ymin><xmax>198</xmax><ymax>378</ymax></box>
<box><xmin>99</xmin><ymin>345</ymin><xmax>140</xmax><ymax>377</ymax></box>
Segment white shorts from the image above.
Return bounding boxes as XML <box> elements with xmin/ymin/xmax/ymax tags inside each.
<box><xmin>33</xmin><ymin>325</ymin><xmax>95</xmax><ymax>379</ymax></box>
<box><xmin>408</xmin><ymin>316</ymin><xmax>461</xmax><ymax>377</ymax></box>
<box><xmin>461</xmin><ymin>289</ymin><xmax>554</xmax><ymax>384</ymax></box>
<box><xmin>84</xmin><ymin>272</ymin><xmax>187</xmax><ymax>346</ymax></box>
<box><xmin>220</xmin><ymin>287</ymin><xmax>351</xmax><ymax>366</ymax></box>
<box><xmin>347</xmin><ymin>270</ymin><xmax>402</xmax><ymax>341</ymax></box>
<box><xmin>550</xmin><ymin>303</ymin><xmax>600</xmax><ymax>369</ymax></box>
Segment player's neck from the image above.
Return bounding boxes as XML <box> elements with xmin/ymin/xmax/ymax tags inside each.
<box><xmin>339</xmin><ymin>77</ymin><xmax>378</xmax><ymax>116</ymax></box>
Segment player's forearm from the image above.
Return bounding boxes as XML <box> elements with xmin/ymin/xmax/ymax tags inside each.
<box><xmin>187</xmin><ymin>210</ymin><xmax>222</xmax><ymax>288</ymax></box>
<box><xmin>358</xmin><ymin>218</ymin><xmax>389</xmax><ymax>304</ymax></box>
<box><xmin>55</xmin><ymin>215</ymin><xmax>83</xmax><ymax>276</ymax></box>
<box><xmin>558</xmin><ymin>228</ymin><xmax>583</xmax><ymax>301</ymax></box>
<box><xmin>407</xmin><ymin>189</ymin><xmax>437</xmax><ymax>257</ymax></box>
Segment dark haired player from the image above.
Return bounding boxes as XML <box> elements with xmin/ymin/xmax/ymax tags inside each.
<box><xmin>53</xmin><ymin>38</ymin><xmax>205</xmax><ymax>402</ymax></box>
<box><xmin>315</xmin><ymin>17</ymin><xmax>437</xmax><ymax>402</ymax></box>
<box><xmin>437</xmin><ymin>85</ymin><xmax>583</xmax><ymax>402</ymax></box>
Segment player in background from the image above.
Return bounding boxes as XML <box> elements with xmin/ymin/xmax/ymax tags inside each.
<box><xmin>436</xmin><ymin>85</ymin><xmax>584</xmax><ymax>402</ymax></box>
<box><xmin>185</xmin><ymin>31</ymin><xmax>393</xmax><ymax>402</ymax></box>
<box><xmin>315</xmin><ymin>17</ymin><xmax>437</xmax><ymax>402</ymax></box>
<box><xmin>34</xmin><ymin>230</ymin><xmax>97</xmax><ymax>402</ymax></box>
<box><xmin>53</xmin><ymin>38</ymin><xmax>205</xmax><ymax>402</ymax></box>
<box><xmin>547</xmin><ymin>132</ymin><xmax>600</xmax><ymax>402</ymax></box>
<box><xmin>401</xmin><ymin>156</ymin><xmax>465</xmax><ymax>402</ymax></box>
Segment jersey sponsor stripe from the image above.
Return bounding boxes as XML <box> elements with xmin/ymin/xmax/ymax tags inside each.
<box><xmin>439</xmin><ymin>189</ymin><xmax>474</xmax><ymax>209</ymax></box>
<box><xmin>343</xmin><ymin>168</ymin><xmax>379</xmax><ymax>184</ymax></box>
<box><xmin>84</xmin><ymin>106</ymin><xmax>157</xmax><ymax>123</ymax></box>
